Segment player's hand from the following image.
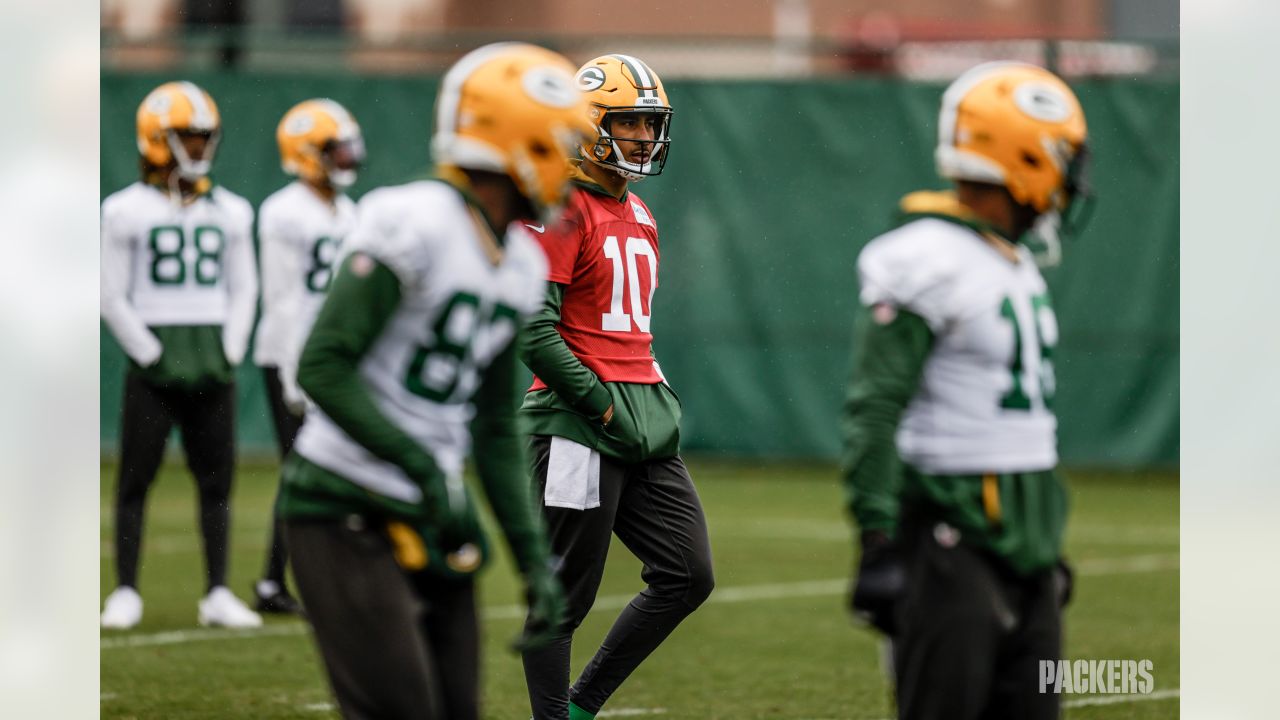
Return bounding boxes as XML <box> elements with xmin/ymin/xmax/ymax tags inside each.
<box><xmin>280</xmin><ymin>372</ymin><xmax>311</xmax><ymax>416</ymax></box>
<box><xmin>512</xmin><ymin>562</ymin><xmax>566</xmax><ymax>654</ymax></box>
<box><xmin>849</xmin><ymin>530</ymin><xmax>905</xmax><ymax>636</ymax></box>
<box><xmin>438</xmin><ymin>485</ymin><xmax>482</xmax><ymax>553</ymax></box>
<box><xmin>1053</xmin><ymin>558</ymin><xmax>1074</xmax><ymax>608</ymax></box>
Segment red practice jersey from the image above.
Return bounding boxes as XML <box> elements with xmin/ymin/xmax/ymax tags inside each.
<box><xmin>529</xmin><ymin>183</ymin><xmax>665</xmax><ymax>390</ymax></box>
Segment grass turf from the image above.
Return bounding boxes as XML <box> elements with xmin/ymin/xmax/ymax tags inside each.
<box><xmin>100</xmin><ymin>460</ymin><xmax>1178</xmax><ymax>719</ymax></box>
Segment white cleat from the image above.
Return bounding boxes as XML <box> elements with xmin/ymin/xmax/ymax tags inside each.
<box><xmin>198</xmin><ymin>586</ymin><xmax>264</xmax><ymax>628</ymax></box>
<box><xmin>101</xmin><ymin>586</ymin><xmax>143</xmax><ymax>629</ymax></box>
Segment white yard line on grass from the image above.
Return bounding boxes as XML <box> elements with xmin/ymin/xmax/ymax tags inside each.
<box><xmin>298</xmin><ymin>702</ymin><xmax>665</xmax><ymax>712</ymax></box>
<box><xmin>869</xmin><ymin>689</ymin><xmax>1180</xmax><ymax>720</ymax></box>
<box><xmin>102</xmin><ymin>553</ymin><xmax>1178</xmax><ymax>650</ymax></box>
<box><xmin>1063</xmin><ymin>687</ymin><xmax>1180</xmax><ymax>708</ymax></box>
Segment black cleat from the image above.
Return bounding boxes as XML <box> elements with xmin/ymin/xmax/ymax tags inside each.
<box><xmin>254</xmin><ymin>579</ymin><xmax>305</xmax><ymax>616</ymax></box>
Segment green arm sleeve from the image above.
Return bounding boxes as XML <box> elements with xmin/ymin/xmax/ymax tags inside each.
<box><xmin>519</xmin><ymin>282</ymin><xmax>612</xmax><ymax>419</ymax></box>
<box><xmin>840</xmin><ymin>304</ymin><xmax>934</xmax><ymax>536</ymax></box>
<box><xmin>471</xmin><ymin>335</ymin><xmax>550</xmax><ymax>575</ymax></box>
<box><xmin>297</xmin><ymin>255</ymin><xmax>443</xmax><ymax>487</ymax></box>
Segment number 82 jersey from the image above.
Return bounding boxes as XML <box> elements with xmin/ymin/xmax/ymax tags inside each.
<box><xmin>293</xmin><ymin>181</ymin><xmax>547</xmax><ymax>500</ymax></box>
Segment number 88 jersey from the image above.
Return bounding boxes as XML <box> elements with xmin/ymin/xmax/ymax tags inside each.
<box><xmin>529</xmin><ymin>182</ymin><xmax>665</xmax><ymax>390</ymax></box>
<box><xmin>101</xmin><ymin>182</ymin><xmax>254</xmax><ymax>327</ymax></box>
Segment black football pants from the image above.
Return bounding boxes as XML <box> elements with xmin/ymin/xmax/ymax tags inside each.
<box><xmin>285</xmin><ymin>517</ymin><xmax>479</xmax><ymax>720</ymax></box>
<box><xmin>113</xmin><ymin>370</ymin><xmax>235</xmax><ymax>592</ymax></box>
<box><xmin>521</xmin><ymin>435</ymin><xmax>715</xmax><ymax>720</ymax></box>
<box><xmin>260</xmin><ymin>366</ymin><xmax>303</xmax><ymax>585</ymax></box>
<box><xmin>892</xmin><ymin>504</ymin><xmax>1061</xmax><ymax>720</ymax></box>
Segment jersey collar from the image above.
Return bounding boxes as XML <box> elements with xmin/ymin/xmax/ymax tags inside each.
<box><xmin>569</xmin><ymin>160</ymin><xmax>628</xmax><ymax>203</ymax></box>
<box><xmin>143</xmin><ymin>167</ymin><xmax>213</xmax><ymax>203</ymax></box>
<box><xmin>431</xmin><ymin>165</ymin><xmax>505</xmax><ymax>247</ymax></box>
<box><xmin>898</xmin><ymin>190</ymin><xmax>1014</xmax><ymax>244</ymax></box>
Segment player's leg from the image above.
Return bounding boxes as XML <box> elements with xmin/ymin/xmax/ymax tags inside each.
<box><xmin>256</xmin><ymin>366</ymin><xmax>304</xmax><ymax>613</ymax></box>
<box><xmin>104</xmin><ymin>370</ymin><xmax>176</xmax><ymax>626</ymax></box>
<box><xmin>893</xmin><ymin>507</ymin><xmax>1002</xmax><ymax>720</ymax></box>
<box><xmin>981</xmin><ymin>568</ymin><xmax>1061</xmax><ymax>720</ymax></box>
<box><xmin>286</xmin><ymin>517</ymin><xmax>444</xmax><ymax>719</ymax></box>
<box><xmin>418</xmin><ymin>575</ymin><xmax>480</xmax><ymax>720</ymax></box>
<box><xmin>176</xmin><ymin>380</ymin><xmax>236</xmax><ymax>593</ymax></box>
<box><xmin>569</xmin><ymin>454</ymin><xmax>714</xmax><ymax>715</ymax></box>
<box><xmin>522</xmin><ymin>434</ymin><xmax>625</xmax><ymax>720</ymax></box>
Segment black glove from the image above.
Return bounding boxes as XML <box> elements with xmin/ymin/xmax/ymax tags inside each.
<box><xmin>849</xmin><ymin>530</ymin><xmax>905</xmax><ymax>636</ymax></box>
<box><xmin>512</xmin><ymin>560</ymin><xmax>566</xmax><ymax>654</ymax></box>
<box><xmin>1053</xmin><ymin>558</ymin><xmax>1074</xmax><ymax>608</ymax></box>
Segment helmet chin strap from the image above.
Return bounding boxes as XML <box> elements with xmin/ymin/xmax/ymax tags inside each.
<box><xmin>1026</xmin><ymin>210</ymin><xmax>1063</xmax><ymax>268</ymax></box>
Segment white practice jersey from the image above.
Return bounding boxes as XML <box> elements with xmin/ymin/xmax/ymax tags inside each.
<box><xmin>252</xmin><ymin>181</ymin><xmax>356</xmax><ymax>369</ymax></box>
<box><xmin>858</xmin><ymin>217</ymin><xmax>1058</xmax><ymax>474</ymax></box>
<box><xmin>100</xmin><ymin>182</ymin><xmax>258</xmax><ymax>366</ymax></box>
<box><xmin>294</xmin><ymin>181</ymin><xmax>548</xmax><ymax>503</ymax></box>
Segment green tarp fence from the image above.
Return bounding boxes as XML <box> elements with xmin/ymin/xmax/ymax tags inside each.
<box><xmin>100</xmin><ymin>73</ymin><xmax>1179</xmax><ymax>467</ymax></box>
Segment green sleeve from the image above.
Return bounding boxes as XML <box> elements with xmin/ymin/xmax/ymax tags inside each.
<box><xmin>297</xmin><ymin>255</ymin><xmax>443</xmax><ymax>487</ymax></box>
<box><xmin>519</xmin><ymin>282</ymin><xmax>612</xmax><ymax>420</ymax></box>
<box><xmin>840</xmin><ymin>304</ymin><xmax>934</xmax><ymax>536</ymax></box>
<box><xmin>471</xmin><ymin>335</ymin><xmax>550</xmax><ymax>575</ymax></box>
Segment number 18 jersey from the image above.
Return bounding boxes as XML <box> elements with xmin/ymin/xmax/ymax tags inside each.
<box><xmin>858</xmin><ymin>216</ymin><xmax>1059</xmax><ymax>475</ymax></box>
<box><xmin>528</xmin><ymin>182</ymin><xmax>665</xmax><ymax>390</ymax></box>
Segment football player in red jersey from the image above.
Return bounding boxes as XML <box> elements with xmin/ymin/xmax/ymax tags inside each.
<box><xmin>518</xmin><ymin>54</ymin><xmax>715</xmax><ymax>720</ymax></box>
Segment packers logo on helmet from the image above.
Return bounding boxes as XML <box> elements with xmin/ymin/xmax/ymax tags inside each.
<box><xmin>136</xmin><ymin>81</ymin><xmax>222</xmax><ymax>182</ymax></box>
<box><xmin>278</xmin><ymin>99</ymin><xmax>366</xmax><ymax>191</ymax></box>
<box><xmin>430</xmin><ymin>42</ymin><xmax>596</xmax><ymax>224</ymax></box>
<box><xmin>575</xmin><ymin>54</ymin><xmax>673</xmax><ymax>181</ymax></box>
<box><xmin>935</xmin><ymin>62</ymin><xmax>1088</xmax><ymax>216</ymax></box>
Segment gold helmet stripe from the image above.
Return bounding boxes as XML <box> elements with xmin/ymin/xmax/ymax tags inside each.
<box><xmin>176</xmin><ymin>81</ymin><xmax>217</xmax><ymax>131</ymax></box>
<box><xmin>609</xmin><ymin>53</ymin><xmax>659</xmax><ymax>100</ymax></box>
<box><xmin>315</xmin><ymin>98</ymin><xmax>360</xmax><ymax>140</ymax></box>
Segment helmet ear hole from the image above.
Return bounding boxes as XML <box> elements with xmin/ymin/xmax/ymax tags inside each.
<box><xmin>1021</xmin><ymin>150</ymin><xmax>1040</xmax><ymax>168</ymax></box>
<box><xmin>529</xmin><ymin>140</ymin><xmax>551</xmax><ymax>158</ymax></box>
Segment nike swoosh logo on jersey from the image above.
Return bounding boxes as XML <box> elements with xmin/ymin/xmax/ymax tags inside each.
<box><xmin>525</xmin><ymin>224</ymin><xmax>546</xmax><ymax>233</ymax></box>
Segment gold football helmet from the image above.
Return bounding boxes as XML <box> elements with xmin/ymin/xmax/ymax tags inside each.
<box><xmin>575</xmin><ymin>54</ymin><xmax>673</xmax><ymax>180</ymax></box>
<box><xmin>278</xmin><ymin>99</ymin><xmax>365</xmax><ymax>190</ymax></box>
<box><xmin>136</xmin><ymin>81</ymin><xmax>221</xmax><ymax>181</ymax></box>
<box><xmin>935</xmin><ymin>62</ymin><xmax>1088</xmax><ymax>216</ymax></box>
<box><xmin>431</xmin><ymin>42</ymin><xmax>595</xmax><ymax>223</ymax></box>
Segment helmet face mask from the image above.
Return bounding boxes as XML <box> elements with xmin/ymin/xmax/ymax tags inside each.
<box><xmin>168</xmin><ymin>128</ymin><xmax>220</xmax><ymax>181</ymax></box>
<box><xmin>319</xmin><ymin>136</ymin><xmax>366</xmax><ymax>190</ymax></box>
<box><xmin>576</xmin><ymin>54</ymin><xmax>673</xmax><ymax>182</ymax></box>
<box><xmin>588</xmin><ymin>107</ymin><xmax>672</xmax><ymax>180</ymax></box>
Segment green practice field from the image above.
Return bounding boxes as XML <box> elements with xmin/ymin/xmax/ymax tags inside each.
<box><xmin>100</xmin><ymin>460</ymin><xmax>1179</xmax><ymax>719</ymax></box>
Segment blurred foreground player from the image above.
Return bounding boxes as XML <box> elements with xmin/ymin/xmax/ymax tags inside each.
<box><xmin>842</xmin><ymin>62</ymin><xmax>1090</xmax><ymax>720</ymax></box>
<box><xmin>277</xmin><ymin>43</ymin><xmax>593</xmax><ymax>719</ymax></box>
<box><xmin>250</xmin><ymin>98</ymin><xmax>365</xmax><ymax>615</ymax></box>
<box><xmin>100</xmin><ymin>81</ymin><xmax>261</xmax><ymax>630</ymax></box>
<box><xmin>519</xmin><ymin>54</ymin><xmax>714</xmax><ymax>720</ymax></box>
